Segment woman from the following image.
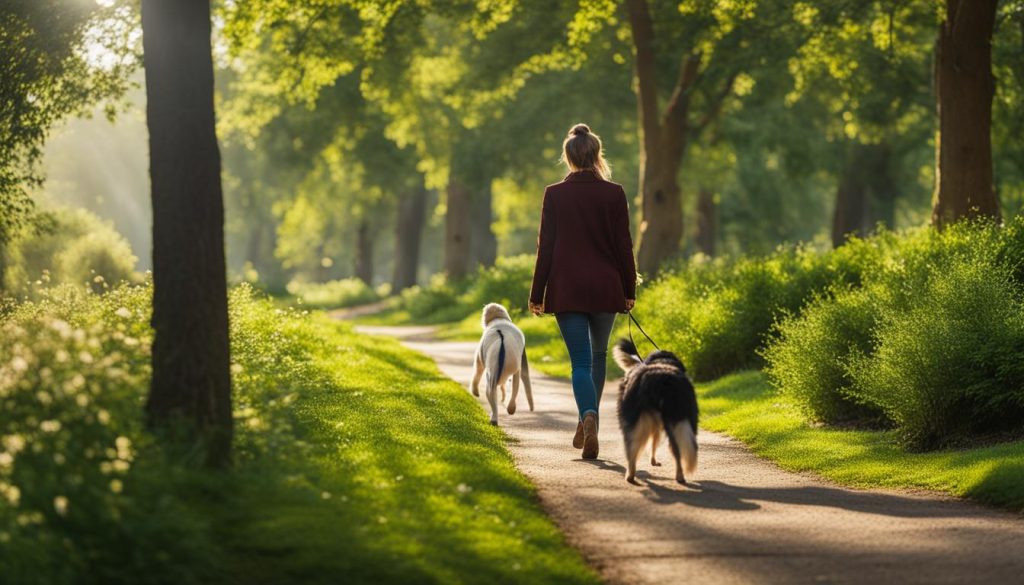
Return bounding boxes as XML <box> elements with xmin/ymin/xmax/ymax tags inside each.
<box><xmin>529</xmin><ymin>123</ymin><xmax>637</xmax><ymax>460</ymax></box>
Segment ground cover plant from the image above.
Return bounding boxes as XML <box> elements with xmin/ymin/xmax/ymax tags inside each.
<box><xmin>0</xmin><ymin>282</ymin><xmax>598</xmax><ymax>585</ymax></box>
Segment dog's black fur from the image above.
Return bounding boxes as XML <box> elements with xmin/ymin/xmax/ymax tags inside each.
<box><xmin>614</xmin><ymin>339</ymin><xmax>698</xmax><ymax>485</ymax></box>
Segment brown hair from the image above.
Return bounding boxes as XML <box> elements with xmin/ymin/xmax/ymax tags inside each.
<box><xmin>560</xmin><ymin>123</ymin><xmax>611</xmax><ymax>180</ymax></box>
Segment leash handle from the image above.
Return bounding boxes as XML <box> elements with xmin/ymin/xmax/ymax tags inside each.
<box><xmin>627</xmin><ymin>310</ymin><xmax>661</xmax><ymax>352</ymax></box>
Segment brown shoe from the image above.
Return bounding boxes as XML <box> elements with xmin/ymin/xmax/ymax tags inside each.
<box><xmin>581</xmin><ymin>413</ymin><xmax>599</xmax><ymax>460</ymax></box>
<box><xmin>572</xmin><ymin>421</ymin><xmax>584</xmax><ymax>449</ymax></box>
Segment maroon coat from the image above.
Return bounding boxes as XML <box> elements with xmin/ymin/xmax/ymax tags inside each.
<box><xmin>529</xmin><ymin>170</ymin><xmax>638</xmax><ymax>314</ymax></box>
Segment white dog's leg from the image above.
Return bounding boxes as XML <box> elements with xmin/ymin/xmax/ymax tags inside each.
<box><xmin>486</xmin><ymin>375</ymin><xmax>499</xmax><ymax>425</ymax></box>
<box><xmin>507</xmin><ymin>371</ymin><xmax>520</xmax><ymax>415</ymax></box>
<box><xmin>471</xmin><ymin>353</ymin><xmax>484</xmax><ymax>397</ymax></box>
<box><xmin>501</xmin><ymin>380</ymin><xmax>506</xmax><ymax>402</ymax></box>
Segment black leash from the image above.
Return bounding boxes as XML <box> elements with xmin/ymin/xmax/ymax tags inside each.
<box><xmin>627</xmin><ymin>310</ymin><xmax>661</xmax><ymax>352</ymax></box>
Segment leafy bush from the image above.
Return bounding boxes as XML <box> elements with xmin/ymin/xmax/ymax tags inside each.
<box><xmin>636</xmin><ymin>245</ymin><xmax>859</xmax><ymax>380</ymax></box>
<box><xmin>286</xmin><ymin>277</ymin><xmax>379</xmax><ymax>310</ymax></box>
<box><xmin>399</xmin><ymin>273</ymin><xmax>469</xmax><ymax>322</ymax></box>
<box><xmin>4</xmin><ymin>207</ymin><xmax>138</xmax><ymax>296</ymax></box>
<box><xmin>763</xmin><ymin>287</ymin><xmax>882</xmax><ymax>424</ymax></box>
<box><xmin>459</xmin><ymin>254</ymin><xmax>534</xmax><ymax>316</ymax></box>
<box><xmin>396</xmin><ymin>256</ymin><xmax>536</xmax><ymax>323</ymax></box>
<box><xmin>846</xmin><ymin>256</ymin><xmax>1024</xmax><ymax>449</ymax></box>
<box><xmin>0</xmin><ymin>282</ymin><xmax>319</xmax><ymax>583</ymax></box>
<box><xmin>0</xmin><ymin>284</ymin><xmax>214</xmax><ymax>584</ymax></box>
<box><xmin>762</xmin><ymin>219</ymin><xmax>1024</xmax><ymax>447</ymax></box>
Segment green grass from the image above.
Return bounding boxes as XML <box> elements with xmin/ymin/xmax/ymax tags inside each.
<box><xmin>700</xmin><ymin>371</ymin><xmax>1024</xmax><ymax>511</ymax></box>
<box><xmin>0</xmin><ymin>284</ymin><xmax>598</xmax><ymax>584</ymax></box>
<box><xmin>216</xmin><ymin>319</ymin><xmax>598</xmax><ymax>584</ymax></box>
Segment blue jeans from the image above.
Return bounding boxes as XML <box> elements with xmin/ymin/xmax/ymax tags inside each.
<box><xmin>555</xmin><ymin>312</ymin><xmax>617</xmax><ymax>421</ymax></box>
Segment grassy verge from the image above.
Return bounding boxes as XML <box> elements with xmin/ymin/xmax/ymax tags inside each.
<box><xmin>0</xmin><ymin>285</ymin><xmax>598</xmax><ymax>584</ymax></box>
<box><xmin>218</xmin><ymin>317</ymin><xmax>598</xmax><ymax>584</ymax></box>
<box><xmin>700</xmin><ymin>371</ymin><xmax>1024</xmax><ymax>512</ymax></box>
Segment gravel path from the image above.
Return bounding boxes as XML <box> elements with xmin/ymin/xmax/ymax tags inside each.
<box><xmin>357</xmin><ymin>325</ymin><xmax>1024</xmax><ymax>585</ymax></box>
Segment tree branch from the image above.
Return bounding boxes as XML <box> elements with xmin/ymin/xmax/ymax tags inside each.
<box><xmin>693</xmin><ymin>71</ymin><xmax>738</xmax><ymax>134</ymax></box>
<box><xmin>661</xmin><ymin>52</ymin><xmax>703</xmax><ymax>131</ymax></box>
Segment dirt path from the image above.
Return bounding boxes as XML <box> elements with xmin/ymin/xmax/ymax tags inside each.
<box><xmin>357</xmin><ymin>325</ymin><xmax>1024</xmax><ymax>585</ymax></box>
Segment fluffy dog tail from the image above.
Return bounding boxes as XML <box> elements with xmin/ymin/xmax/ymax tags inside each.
<box><xmin>679</xmin><ymin>421</ymin><xmax>698</xmax><ymax>475</ymax></box>
<box><xmin>613</xmin><ymin>338</ymin><xmax>643</xmax><ymax>371</ymax></box>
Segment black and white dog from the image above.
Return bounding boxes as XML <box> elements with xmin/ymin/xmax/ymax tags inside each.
<box><xmin>613</xmin><ymin>339</ymin><xmax>698</xmax><ymax>485</ymax></box>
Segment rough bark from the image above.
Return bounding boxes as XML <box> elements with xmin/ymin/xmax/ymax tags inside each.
<box><xmin>695</xmin><ymin>188</ymin><xmax>716</xmax><ymax>257</ymax></box>
<box><xmin>444</xmin><ymin>169</ymin><xmax>472</xmax><ymax>280</ymax></box>
<box><xmin>354</xmin><ymin>219</ymin><xmax>374</xmax><ymax>286</ymax></box>
<box><xmin>141</xmin><ymin>0</ymin><xmax>232</xmax><ymax>468</ymax></box>
<box><xmin>931</xmin><ymin>0</ymin><xmax>1000</xmax><ymax>227</ymax></box>
<box><xmin>470</xmin><ymin>178</ymin><xmax>497</xmax><ymax>268</ymax></box>
<box><xmin>392</xmin><ymin>186</ymin><xmax>427</xmax><ymax>291</ymax></box>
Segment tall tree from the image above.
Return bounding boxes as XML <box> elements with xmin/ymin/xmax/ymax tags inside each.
<box><xmin>621</xmin><ymin>0</ymin><xmax>779</xmax><ymax>273</ymax></box>
<box><xmin>141</xmin><ymin>0</ymin><xmax>232</xmax><ymax>467</ymax></box>
<box><xmin>932</xmin><ymin>0</ymin><xmax>1001</xmax><ymax>226</ymax></box>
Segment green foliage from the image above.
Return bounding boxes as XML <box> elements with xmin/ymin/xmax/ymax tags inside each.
<box><xmin>395</xmin><ymin>254</ymin><xmax>535</xmax><ymax>323</ymax></box>
<box><xmin>4</xmin><ymin>206</ymin><xmax>138</xmax><ymax>296</ymax></box>
<box><xmin>458</xmin><ymin>254</ymin><xmax>534</xmax><ymax>315</ymax></box>
<box><xmin>0</xmin><ymin>281</ymin><xmax>597</xmax><ymax>584</ymax></box>
<box><xmin>763</xmin><ymin>288</ymin><xmax>881</xmax><ymax>423</ymax></box>
<box><xmin>847</xmin><ymin>256</ymin><xmax>1024</xmax><ymax>449</ymax></box>
<box><xmin>286</xmin><ymin>277</ymin><xmax>380</xmax><ymax>310</ymax></box>
<box><xmin>0</xmin><ymin>0</ymin><xmax>137</xmax><ymax>248</ymax></box>
<box><xmin>764</xmin><ymin>219</ymin><xmax>1024</xmax><ymax>448</ymax></box>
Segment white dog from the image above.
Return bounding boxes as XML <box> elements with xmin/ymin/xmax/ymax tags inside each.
<box><xmin>472</xmin><ymin>303</ymin><xmax>533</xmax><ymax>425</ymax></box>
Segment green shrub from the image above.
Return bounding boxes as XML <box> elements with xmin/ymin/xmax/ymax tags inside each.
<box><xmin>287</xmin><ymin>277</ymin><xmax>379</xmax><ymax>310</ymax></box>
<box><xmin>636</xmin><ymin>245</ymin><xmax>855</xmax><ymax>380</ymax></box>
<box><xmin>4</xmin><ymin>207</ymin><xmax>138</xmax><ymax>296</ymax></box>
<box><xmin>846</xmin><ymin>255</ymin><xmax>1024</xmax><ymax>449</ymax></box>
<box><xmin>0</xmin><ymin>284</ymin><xmax>214</xmax><ymax>584</ymax></box>
<box><xmin>763</xmin><ymin>287</ymin><xmax>883</xmax><ymax>424</ymax></box>
<box><xmin>0</xmin><ymin>282</ymin><xmax>322</xmax><ymax>583</ymax></box>
<box><xmin>398</xmin><ymin>272</ymin><xmax>469</xmax><ymax>322</ymax></box>
<box><xmin>459</xmin><ymin>254</ymin><xmax>534</xmax><ymax>316</ymax></box>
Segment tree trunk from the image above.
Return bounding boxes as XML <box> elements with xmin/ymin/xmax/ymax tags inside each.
<box><xmin>141</xmin><ymin>0</ymin><xmax>232</xmax><ymax>468</ymax></box>
<box><xmin>470</xmin><ymin>178</ymin><xmax>497</xmax><ymax>268</ymax></box>
<box><xmin>354</xmin><ymin>219</ymin><xmax>374</xmax><ymax>285</ymax></box>
<box><xmin>931</xmin><ymin>0</ymin><xmax>1000</xmax><ymax>227</ymax></box>
<box><xmin>392</xmin><ymin>186</ymin><xmax>426</xmax><ymax>291</ymax></box>
<box><xmin>626</xmin><ymin>0</ymin><xmax>704</xmax><ymax>275</ymax></box>
<box><xmin>444</xmin><ymin>169</ymin><xmax>472</xmax><ymax>280</ymax></box>
<box><xmin>695</xmin><ymin>188</ymin><xmax>716</xmax><ymax>257</ymax></box>
<box><xmin>832</xmin><ymin>146</ymin><xmax>871</xmax><ymax>247</ymax></box>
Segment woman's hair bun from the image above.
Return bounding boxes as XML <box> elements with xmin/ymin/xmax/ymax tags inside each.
<box><xmin>569</xmin><ymin>123</ymin><xmax>591</xmax><ymax>137</ymax></box>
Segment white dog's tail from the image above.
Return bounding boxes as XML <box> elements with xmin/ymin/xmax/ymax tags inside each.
<box><xmin>521</xmin><ymin>350</ymin><xmax>534</xmax><ymax>411</ymax></box>
<box><xmin>613</xmin><ymin>338</ymin><xmax>643</xmax><ymax>371</ymax></box>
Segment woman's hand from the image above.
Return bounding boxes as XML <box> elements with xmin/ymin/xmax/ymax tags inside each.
<box><xmin>529</xmin><ymin>301</ymin><xmax>544</xmax><ymax>316</ymax></box>
<box><xmin>625</xmin><ymin>298</ymin><xmax>636</xmax><ymax>312</ymax></box>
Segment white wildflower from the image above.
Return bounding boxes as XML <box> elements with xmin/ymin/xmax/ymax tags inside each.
<box><xmin>53</xmin><ymin>496</ymin><xmax>68</xmax><ymax>516</ymax></box>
